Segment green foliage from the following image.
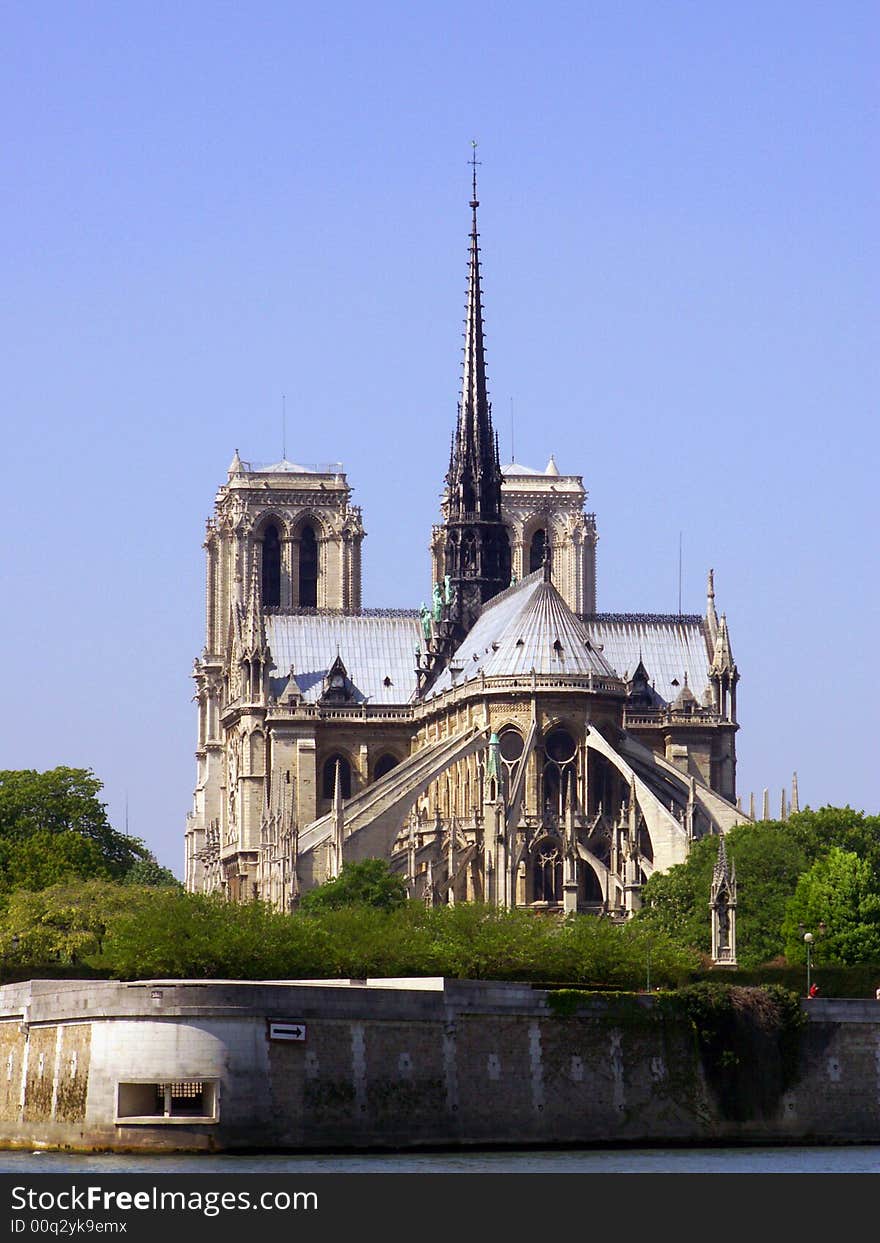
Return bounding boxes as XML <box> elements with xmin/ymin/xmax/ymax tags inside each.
<box><xmin>122</xmin><ymin>858</ymin><xmax>182</xmax><ymax>888</ymax></box>
<box><xmin>0</xmin><ymin>829</ymin><xmax>113</xmax><ymax>891</ymax></box>
<box><xmin>297</xmin><ymin>858</ymin><xmax>408</xmax><ymax>913</ymax></box>
<box><xmin>638</xmin><ymin>806</ymin><xmax>880</xmax><ymax>967</ymax></box>
<box><xmin>94</xmin><ymin>890</ymin><xmax>331</xmax><ymax>980</ymax></box>
<box><xmin>0</xmin><ymin>768</ymin><xmax>150</xmax><ymax>891</ymax></box>
<box><xmin>781</xmin><ymin>848</ymin><xmax>880</xmax><ymax>965</ymax></box>
<box><xmin>664</xmin><ymin>983</ymin><xmax>807</xmax><ymax>1118</ymax></box>
<box><xmin>0</xmin><ymin>881</ymin><xmax>140</xmax><ymax>969</ymax></box>
<box><xmin>0</xmin><ymin>882</ymin><xmax>697</xmax><ymax>984</ymax></box>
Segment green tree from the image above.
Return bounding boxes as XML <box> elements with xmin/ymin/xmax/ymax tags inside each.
<box><xmin>0</xmin><ymin>768</ymin><xmax>148</xmax><ymax>889</ymax></box>
<box><xmin>638</xmin><ymin>821</ymin><xmax>811</xmax><ymax>967</ymax></box>
<box><xmin>122</xmin><ymin>858</ymin><xmax>182</xmax><ymax>888</ymax></box>
<box><xmin>0</xmin><ymin>880</ymin><xmax>146</xmax><ymax>970</ymax></box>
<box><xmin>298</xmin><ymin>858</ymin><xmax>408</xmax><ymax>913</ymax></box>
<box><xmin>782</xmin><ymin>848</ymin><xmax>880</xmax><ymax>965</ymax></box>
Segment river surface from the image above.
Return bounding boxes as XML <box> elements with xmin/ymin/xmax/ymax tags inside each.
<box><xmin>1</xmin><ymin>1145</ymin><xmax>879</xmax><ymax>1173</ymax></box>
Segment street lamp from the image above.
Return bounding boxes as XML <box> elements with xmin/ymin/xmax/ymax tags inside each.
<box><xmin>800</xmin><ymin>922</ymin><xmax>826</xmax><ymax>996</ymax></box>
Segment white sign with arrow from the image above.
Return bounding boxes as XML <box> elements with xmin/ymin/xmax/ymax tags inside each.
<box><xmin>267</xmin><ymin>1020</ymin><xmax>307</xmax><ymax>1042</ymax></box>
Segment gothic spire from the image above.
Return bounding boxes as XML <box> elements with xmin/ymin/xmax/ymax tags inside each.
<box><xmin>706</xmin><ymin>567</ymin><xmax>718</xmax><ymax>639</ymax></box>
<box><xmin>434</xmin><ymin>146</ymin><xmax>510</xmax><ymax>646</ymax></box>
<box><xmin>243</xmin><ymin>545</ymin><xmax>267</xmax><ymax>657</ymax></box>
<box><xmin>446</xmin><ymin>143</ymin><xmax>502</xmax><ymax>522</ymax></box>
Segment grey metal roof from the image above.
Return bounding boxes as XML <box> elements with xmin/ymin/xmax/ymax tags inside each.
<box><xmin>265</xmin><ymin>613</ymin><xmax>421</xmax><ymax>704</ymax></box>
<box><xmin>261</xmin><ymin>597</ymin><xmax>713</xmax><ymax>710</ymax></box>
<box><xmin>584</xmin><ymin>616</ymin><xmax>712</xmax><ymax>706</ymax></box>
<box><xmin>426</xmin><ymin>572</ymin><xmax>619</xmax><ymax>698</ymax></box>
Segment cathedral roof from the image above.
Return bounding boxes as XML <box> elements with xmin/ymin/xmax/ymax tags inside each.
<box><xmin>583</xmin><ymin>615</ymin><xmax>712</xmax><ymax>706</ymax></box>
<box><xmin>425</xmin><ymin>571</ymin><xmax>619</xmax><ymax>698</ymax></box>
<box><xmin>265</xmin><ymin>612</ymin><xmax>420</xmax><ymax>705</ymax></box>
<box><xmin>501</xmin><ymin>457</ymin><xmax>568</xmax><ymax>478</ymax></box>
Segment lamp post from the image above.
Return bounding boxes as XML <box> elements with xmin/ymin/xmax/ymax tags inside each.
<box><xmin>799</xmin><ymin>922</ymin><xmax>826</xmax><ymax>996</ymax></box>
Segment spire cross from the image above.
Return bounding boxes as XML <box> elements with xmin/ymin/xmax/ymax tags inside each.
<box><xmin>469</xmin><ymin>140</ymin><xmax>481</xmax><ymax>208</ymax></box>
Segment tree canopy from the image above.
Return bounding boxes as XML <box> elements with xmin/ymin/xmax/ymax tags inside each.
<box><xmin>0</xmin><ymin>768</ymin><xmax>173</xmax><ymax>892</ymax></box>
<box><xmin>297</xmin><ymin>858</ymin><xmax>409</xmax><ymax>913</ymax></box>
<box><xmin>637</xmin><ymin>807</ymin><xmax>880</xmax><ymax>967</ymax></box>
<box><xmin>781</xmin><ymin>848</ymin><xmax>880</xmax><ymax>965</ymax></box>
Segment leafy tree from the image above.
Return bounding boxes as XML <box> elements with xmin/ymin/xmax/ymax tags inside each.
<box><xmin>0</xmin><ymin>880</ymin><xmax>145</xmax><ymax>969</ymax></box>
<box><xmin>638</xmin><ymin>821</ymin><xmax>811</xmax><ymax>967</ymax></box>
<box><xmin>784</xmin><ymin>806</ymin><xmax>880</xmax><ymax>873</ymax></box>
<box><xmin>0</xmin><ymin>768</ymin><xmax>148</xmax><ymax>889</ymax></box>
<box><xmin>781</xmin><ymin>848</ymin><xmax>880</xmax><ymax>965</ymax></box>
<box><xmin>122</xmin><ymin>858</ymin><xmax>182</xmax><ymax>888</ymax></box>
<box><xmin>0</xmin><ymin>829</ymin><xmax>113</xmax><ymax>891</ymax></box>
<box><xmin>298</xmin><ymin>858</ymin><xmax>408</xmax><ymax>913</ymax></box>
<box><xmin>95</xmin><ymin>889</ymin><xmax>330</xmax><ymax>980</ymax></box>
<box><xmin>637</xmin><ymin>807</ymin><xmax>880</xmax><ymax>967</ymax></box>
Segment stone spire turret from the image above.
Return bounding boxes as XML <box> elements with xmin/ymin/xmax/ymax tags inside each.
<box><xmin>710</xmin><ymin>834</ymin><xmax>737</xmax><ymax>966</ymax></box>
<box><xmin>709</xmin><ymin>607</ymin><xmax>739</xmax><ymax>722</ymax></box>
<box><xmin>706</xmin><ymin>567</ymin><xmax>718</xmax><ymax>640</ymax></box>
<box><xmin>243</xmin><ymin>546</ymin><xmax>268</xmax><ymax>659</ymax></box>
<box><xmin>439</xmin><ymin>146</ymin><xmax>511</xmax><ymax>638</ymax></box>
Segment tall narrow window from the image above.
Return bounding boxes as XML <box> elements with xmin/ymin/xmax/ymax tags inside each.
<box><xmin>261</xmin><ymin>524</ymin><xmax>281</xmax><ymax>606</ymax></box>
<box><xmin>529</xmin><ymin>529</ymin><xmax>547</xmax><ymax>574</ymax></box>
<box><xmin>322</xmin><ymin>754</ymin><xmax>351</xmax><ymax>800</ymax></box>
<box><xmin>299</xmin><ymin>524</ymin><xmax>318</xmax><ymax>607</ymax></box>
<box><xmin>373</xmin><ymin>754</ymin><xmax>399</xmax><ymax>782</ymax></box>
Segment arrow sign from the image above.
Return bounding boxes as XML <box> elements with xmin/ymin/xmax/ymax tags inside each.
<box><xmin>268</xmin><ymin>1020</ymin><xmax>307</xmax><ymax>1042</ymax></box>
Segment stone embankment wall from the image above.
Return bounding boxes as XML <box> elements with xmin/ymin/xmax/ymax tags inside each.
<box><xmin>0</xmin><ymin>978</ymin><xmax>878</xmax><ymax>1152</ymax></box>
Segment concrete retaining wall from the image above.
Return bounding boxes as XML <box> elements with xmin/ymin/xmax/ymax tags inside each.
<box><xmin>0</xmin><ymin>978</ymin><xmax>877</xmax><ymax>1152</ymax></box>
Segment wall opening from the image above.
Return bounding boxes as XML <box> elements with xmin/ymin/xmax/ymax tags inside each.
<box><xmin>116</xmin><ymin>1081</ymin><xmax>218</xmax><ymax>1123</ymax></box>
<box><xmin>322</xmin><ymin>754</ymin><xmax>352</xmax><ymax>800</ymax></box>
<box><xmin>529</xmin><ymin>528</ymin><xmax>547</xmax><ymax>574</ymax></box>
<box><xmin>299</xmin><ymin>524</ymin><xmax>318</xmax><ymax>607</ymax></box>
<box><xmin>261</xmin><ymin>524</ymin><xmax>281</xmax><ymax>606</ymax></box>
<box><xmin>373</xmin><ymin>753</ymin><xmax>399</xmax><ymax>782</ymax></box>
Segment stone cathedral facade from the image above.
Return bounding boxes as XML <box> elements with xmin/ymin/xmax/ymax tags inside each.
<box><xmin>185</xmin><ymin>177</ymin><xmax>748</xmax><ymax>913</ymax></box>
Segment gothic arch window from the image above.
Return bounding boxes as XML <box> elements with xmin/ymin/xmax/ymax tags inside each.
<box><xmin>529</xmin><ymin>528</ymin><xmax>547</xmax><ymax>574</ymax></box>
<box><xmin>542</xmin><ymin>727</ymin><xmax>577</xmax><ymax>822</ymax></box>
<box><xmin>321</xmin><ymin>754</ymin><xmax>352</xmax><ymax>801</ymax></box>
<box><xmin>532</xmin><ymin>837</ymin><xmax>563</xmax><ymax>903</ymax></box>
<box><xmin>261</xmin><ymin>523</ymin><xmax>281</xmax><ymax>607</ymax></box>
<box><xmin>373</xmin><ymin>753</ymin><xmax>399</xmax><ymax>782</ymax></box>
<box><xmin>498</xmin><ymin>727</ymin><xmax>524</xmax><ymax>799</ymax></box>
<box><xmin>299</xmin><ymin>524</ymin><xmax>318</xmax><ymax>607</ymax></box>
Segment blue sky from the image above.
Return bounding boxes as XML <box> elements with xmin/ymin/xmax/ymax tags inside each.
<box><xmin>1</xmin><ymin>2</ymin><xmax>877</xmax><ymax>872</ymax></box>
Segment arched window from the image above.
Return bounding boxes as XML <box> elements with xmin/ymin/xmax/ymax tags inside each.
<box><xmin>373</xmin><ymin>754</ymin><xmax>399</xmax><ymax>782</ymax></box>
<box><xmin>321</xmin><ymin>754</ymin><xmax>351</xmax><ymax>800</ymax></box>
<box><xmin>498</xmin><ymin>728</ymin><xmax>524</xmax><ymax>800</ymax></box>
<box><xmin>529</xmin><ymin>528</ymin><xmax>547</xmax><ymax>574</ymax></box>
<box><xmin>533</xmin><ymin>838</ymin><xmax>563</xmax><ymax>903</ymax></box>
<box><xmin>299</xmin><ymin>524</ymin><xmax>318</xmax><ymax>607</ymax></box>
<box><xmin>261</xmin><ymin>524</ymin><xmax>281</xmax><ymax>606</ymax></box>
<box><xmin>542</xmin><ymin>727</ymin><xmax>577</xmax><ymax>821</ymax></box>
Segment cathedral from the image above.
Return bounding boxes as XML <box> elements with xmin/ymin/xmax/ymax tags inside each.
<box><xmin>184</xmin><ymin>169</ymin><xmax>748</xmax><ymax>915</ymax></box>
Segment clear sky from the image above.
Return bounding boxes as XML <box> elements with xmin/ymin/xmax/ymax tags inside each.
<box><xmin>1</xmin><ymin>2</ymin><xmax>877</xmax><ymax>873</ymax></box>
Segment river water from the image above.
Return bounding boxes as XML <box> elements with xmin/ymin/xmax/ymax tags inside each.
<box><xmin>1</xmin><ymin>1145</ymin><xmax>879</xmax><ymax>1173</ymax></box>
